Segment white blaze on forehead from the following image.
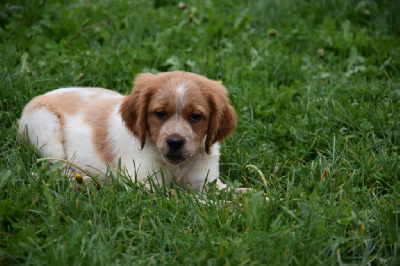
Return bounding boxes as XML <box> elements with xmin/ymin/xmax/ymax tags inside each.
<box><xmin>175</xmin><ymin>83</ymin><xmax>187</xmax><ymax>111</ymax></box>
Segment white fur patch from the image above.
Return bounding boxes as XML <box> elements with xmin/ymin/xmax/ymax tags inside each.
<box><xmin>175</xmin><ymin>83</ymin><xmax>186</xmax><ymax>112</ymax></box>
<box><xmin>64</xmin><ymin>113</ymin><xmax>105</xmax><ymax>173</ymax></box>
<box><xmin>19</xmin><ymin>108</ymin><xmax>65</xmax><ymax>159</ymax></box>
<box><xmin>108</xmin><ymin>105</ymin><xmax>165</xmax><ymax>182</ymax></box>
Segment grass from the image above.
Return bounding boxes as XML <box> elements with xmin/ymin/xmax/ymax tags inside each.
<box><xmin>1</xmin><ymin>0</ymin><xmax>399</xmax><ymax>264</ymax></box>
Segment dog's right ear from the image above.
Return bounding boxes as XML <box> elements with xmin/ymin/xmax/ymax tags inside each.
<box><xmin>120</xmin><ymin>73</ymin><xmax>156</xmax><ymax>149</ymax></box>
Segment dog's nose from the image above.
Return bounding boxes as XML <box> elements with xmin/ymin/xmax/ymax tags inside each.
<box><xmin>167</xmin><ymin>136</ymin><xmax>185</xmax><ymax>151</ymax></box>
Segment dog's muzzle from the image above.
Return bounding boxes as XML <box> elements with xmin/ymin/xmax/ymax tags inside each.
<box><xmin>164</xmin><ymin>136</ymin><xmax>185</xmax><ymax>164</ymax></box>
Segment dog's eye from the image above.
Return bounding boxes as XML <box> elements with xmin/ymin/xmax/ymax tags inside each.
<box><xmin>189</xmin><ymin>113</ymin><xmax>202</xmax><ymax>123</ymax></box>
<box><xmin>155</xmin><ymin>111</ymin><xmax>167</xmax><ymax>121</ymax></box>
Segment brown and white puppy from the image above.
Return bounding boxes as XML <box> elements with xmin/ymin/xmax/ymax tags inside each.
<box><xmin>19</xmin><ymin>71</ymin><xmax>239</xmax><ymax>192</ymax></box>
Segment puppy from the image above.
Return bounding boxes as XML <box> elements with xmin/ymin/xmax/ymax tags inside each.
<box><xmin>19</xmin><ymin>71</ymin><xmax>242</xmax><ymax>192</ymax></box>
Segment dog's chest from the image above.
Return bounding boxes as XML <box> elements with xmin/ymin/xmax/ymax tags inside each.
<box><xmin>164</xmin><ymin>160</ymin><xmax>195</xmax><ymax>182</ymax></box>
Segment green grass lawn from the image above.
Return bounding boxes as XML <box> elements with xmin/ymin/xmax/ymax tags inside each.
<box><xmin>1</xmin><ymin>0</ymin><xmax>399</xmax><ymax>264</ymax></box>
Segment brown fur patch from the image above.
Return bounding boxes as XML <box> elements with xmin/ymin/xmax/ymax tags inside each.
<box><xmin>84</xmin><ymin>98</ymin><xmax>121</xmax><ymax>167</ymax></box>
<box><xmin>120</xmin><ymin>73</ymin><xmax>163</xmax><ymax>148</ymax></box>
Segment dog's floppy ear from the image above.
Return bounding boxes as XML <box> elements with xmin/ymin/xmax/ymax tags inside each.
<box><xmin>120</xmin><ymin>73</ymin><xmax>156</xmax><ymax>149</ymax></box>
<box><xmin>204</xmin><ymin>80</ymin><xmax>237</xmax><ymax>154</ymax></box>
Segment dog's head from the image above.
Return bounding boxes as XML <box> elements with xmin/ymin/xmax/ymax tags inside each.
<box><xmin>120</xmin><ymin>71</ymin><xmax>236</xmax><ymax>165</ymax></box>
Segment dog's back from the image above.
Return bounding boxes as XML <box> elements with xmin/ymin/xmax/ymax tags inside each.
<box><xmin>18</xmin><ymin>87</ymin><xmax>124</xmax><ymax>167</ymax></box>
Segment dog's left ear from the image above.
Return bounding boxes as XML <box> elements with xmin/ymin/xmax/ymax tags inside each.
<box><xmin>120</xmin><ymin>73</ymin><xmax>157</xmax><ymax>149</ymax></box>
<box><xmin>204</xmin><ymin>80</ymin><xmax>237</xmax><ymax>154</ymax></box>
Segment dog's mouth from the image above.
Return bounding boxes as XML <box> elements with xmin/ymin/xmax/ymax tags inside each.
<box><xmin>163</xmin><ymin>154</ymin><xmax>185</xmax><ymax>164</ymax></box>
